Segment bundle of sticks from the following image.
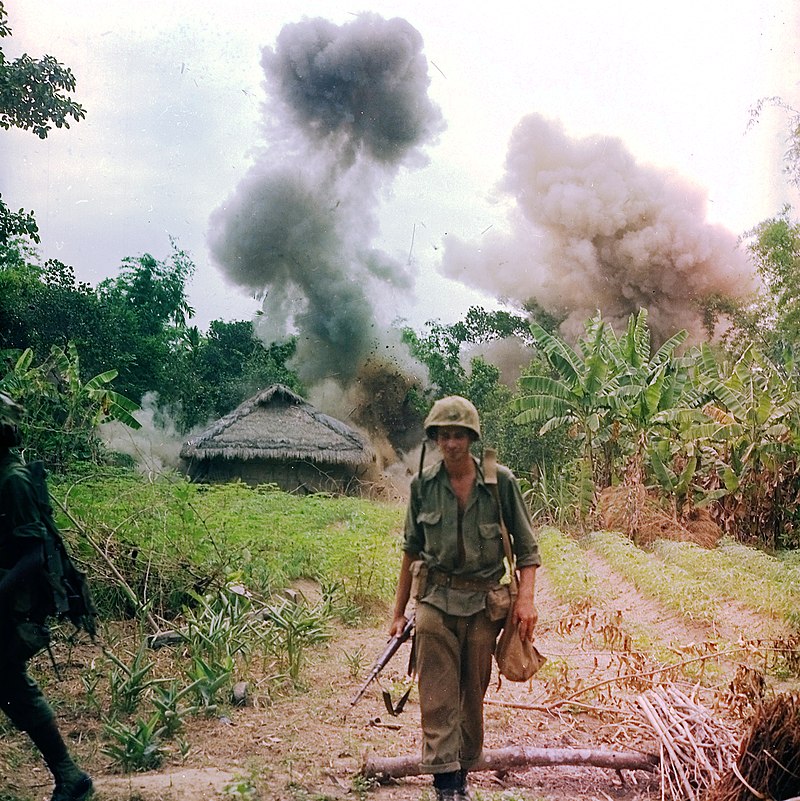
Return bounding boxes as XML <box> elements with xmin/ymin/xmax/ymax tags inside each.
<box><xmin>638</xmin><ymin>687</ymin><xmax>800</xmax><ymax>801</ymax></box>
<box><xmin>637</xmin><ymin>686</ymin><xmax>740</xmax><ymax>801</ymax></box>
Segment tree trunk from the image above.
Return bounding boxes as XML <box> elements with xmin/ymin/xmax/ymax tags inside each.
<box><xmin>362</xmin><ymin>746</ymin><xmax>659</xmax><ymax>780</ymax></box>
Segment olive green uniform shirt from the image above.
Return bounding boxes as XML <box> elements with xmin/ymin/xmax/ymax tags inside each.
<box><xmin>0</xmin><ymin>452</ymin><xmax>48</xmax><ymax>620</ymax></box>
<box><xmin>403</xmin><ymin>456</ymin><xmax>540</xmax><ymax>617</ymax></box>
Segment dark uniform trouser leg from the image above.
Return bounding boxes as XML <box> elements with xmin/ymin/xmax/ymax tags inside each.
<box><xmin>0</xmin><ymin>658</ymin><xmax>56</xmax><ymax>732</ymax></box>
<box><xmin>416</xmin><ymin>603</ymin><xmax>502</xmax><ymax>773</ymax></box>
<box><xmin>0</xmin><ymin>656</ymin><xmax>91</xmax><ymax>798</ymax></box>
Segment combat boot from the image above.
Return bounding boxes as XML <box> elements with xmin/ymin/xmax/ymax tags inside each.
<box><xmin>49</xmin><ymin>761</ymin><xmax>93</xmax><ymax>801</ymax></box>
<box><xmin>26</xmin><ymin>721</ymin><xmax>93</xmax><ymax>801</ymax></box>
<box><xmin>432</xmin><ymin>770</ymin><xmax>461</xmax><ymax>800</ymax></box>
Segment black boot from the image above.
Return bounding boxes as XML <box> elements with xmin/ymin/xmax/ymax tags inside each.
<box><xmin>432</xmin><ymin>770</ymin><xmax>460</xmax><ymax>800</ymax></box>
<box><xmin>26</xmin><ymin>720</ymin><xmax>93</xmax><ymax>801</ymax></box>
<box><xmin>456</xmin><ymin>768</ymin><xmax>473</xmax><ymax>800</ymax></box>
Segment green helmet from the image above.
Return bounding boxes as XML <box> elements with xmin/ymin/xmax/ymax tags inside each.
<box><xmin>423</xmin><ymin>396</ymin><xmax>481</xmax><ymax>440</ymax></box>
<box><xmin>0</xmin><ymin>391</ymin><xmax>21</xmax><ymax>424</ymax></box>
<box><xmin>0</xmin><ymin>391</ymin><xmax>22</xmax><ymax>447</ymax></box>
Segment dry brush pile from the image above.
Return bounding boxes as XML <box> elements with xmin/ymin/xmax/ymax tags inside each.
<box><xmin>524</xmin><ymin>526</ymin><xmax>800</xmax><ymax>801</ymax></box>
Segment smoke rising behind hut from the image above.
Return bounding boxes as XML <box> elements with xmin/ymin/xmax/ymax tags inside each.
<box><xmin>207</xmin><ymin>12</ymin><xmax>757</xmax><ymax>450</ymax></box>
<box><xmin>208</xmin><ymin>13</ymin><xmax>444</xmax><ymax>388</ymax></box>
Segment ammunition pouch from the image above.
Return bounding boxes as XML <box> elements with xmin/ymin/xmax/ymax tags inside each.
<box><xmin>485</xmin><ymin>584</ymin><xmax>512</xmax><ymax>622</ymax></box>
<box><xmin>409</xmin><ymin>559</ymin><xmax>428</xmax><ymax>602</ymax></box>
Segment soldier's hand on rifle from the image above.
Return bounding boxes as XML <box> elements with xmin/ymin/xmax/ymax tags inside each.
<box><xmin>389</xmin><ymin>614</ymin><xmax>409</xmax><ymax>638</ymax></box>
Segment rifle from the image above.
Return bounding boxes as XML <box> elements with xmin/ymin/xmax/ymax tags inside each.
<box><xmin>350</xmin><ymin>615</ymin><xmax>415</xmax><ymax>712</ymax></box>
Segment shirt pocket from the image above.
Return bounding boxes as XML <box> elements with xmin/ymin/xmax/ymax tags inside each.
<box><xmin>416</xmin><ymin>510</ymin><xmax>442</xmax><ymax>533</ymax></box>
<box><xmin>478</xmin><ymin>522</ymin><xmax>504</xmax><ymax>566</ymax></box>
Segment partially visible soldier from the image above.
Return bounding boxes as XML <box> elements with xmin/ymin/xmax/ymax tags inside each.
<box><xmin>0</xmin><ymin>392</ymin><xmax>93</xmax><ymax>801</ymax></box>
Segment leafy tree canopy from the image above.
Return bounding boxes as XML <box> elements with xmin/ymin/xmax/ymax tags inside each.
<box><xmin>160</xmin><ymin>320</ymin><xmax>303</xmax><ymax>432</ymax></box>
<box><xmin>0</xmin><ymin>2</ymin><xmax>86</xmax><ymax>138</ymax></box>
<box><xmin>401</xmin><ymin>305</ymin><xmax>532</xmax><ymax>400</ymax></box>
<box><xmin>0</xmin><ymin>195</ymin><xmax>39</xmax><ymax>245</ymax></box>
<box><xmin>98</xmin><ymin>241</ymin><xmax>196</xmax><ymax>335</ymax></box>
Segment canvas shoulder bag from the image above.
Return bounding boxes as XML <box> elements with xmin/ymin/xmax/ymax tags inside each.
<box><xmin>483</xmin><ymin>448</ymin><xmax>545</xmax><ymax>682</ymax></box>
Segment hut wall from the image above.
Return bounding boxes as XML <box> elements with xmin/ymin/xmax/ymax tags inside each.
<box><xmin>185</xmin><ymin>456</ymin><xmax>361</xmax><ymax>494</ymax></box>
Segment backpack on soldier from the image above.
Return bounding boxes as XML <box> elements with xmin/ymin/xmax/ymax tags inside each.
<box><xmin>9</xmin><ymin>460</ymin><xmax>97</xmax><ymax>639</ymax></box>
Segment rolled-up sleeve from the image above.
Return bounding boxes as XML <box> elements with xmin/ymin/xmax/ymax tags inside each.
<box><xmin>403</xmin><ymin>479</ymin><xmax>424</xmax><ymax>555</ymax></box>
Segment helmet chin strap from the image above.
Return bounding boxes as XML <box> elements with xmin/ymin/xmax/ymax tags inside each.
<box><xmin>418</xmin><ymin>440</ymin><xmax>426</xmax><ymax>478</ymax></box>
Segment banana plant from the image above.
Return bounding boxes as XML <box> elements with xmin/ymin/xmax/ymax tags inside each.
<box><xmin>513</xmin><ymin>314</ymin><xmax>619</xmax><ymax>513</ymax></box>
<box><xmin>693</xmin><ymin>343</ymin><xmax>800</xmax><ymax>545</ymax></box>
<box><xmin>648</xmin><ymin>439</ymin><xmax>728</xmax><ymax>518</ymax></box>
<box><xmin>47</xmin><ymin>342</ymin><xmax>141</xmax><ymax>431</ymax></box>
<box><xmin>2</xmin><ymin>342</ymin><xmax>140</xmax><ymax>467</ymax></box>
<box><xmin>515</xmin><ymin>310</ymin><xmax>697</xmax><ymax>509</ymax></box>
<box><xmin>603</xmin><ymin>309</ymin><xmax>694</xmax><ymax>487</ymax></box>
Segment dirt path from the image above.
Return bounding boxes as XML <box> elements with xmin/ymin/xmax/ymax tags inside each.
<box><xmin>4</xmin><ymin>548</ymin><xmax>796</xmax><ymax>801</ymax></box>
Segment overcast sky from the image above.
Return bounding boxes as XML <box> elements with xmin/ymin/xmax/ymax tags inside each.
<box><xmin>3</xmin><ymin>1</ymin><xmax>799</xmax><ymax>336</ymax></box>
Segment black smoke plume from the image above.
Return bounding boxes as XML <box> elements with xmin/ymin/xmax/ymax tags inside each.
<box><xmin>262</xmin><ymin>13</ymin><xmax>443</xmax><ymax>166</ymax></box>
<box><xmin>208</xmin><ymin>14</ymin><xmax>443</xmax><ymax>385</ymax></box>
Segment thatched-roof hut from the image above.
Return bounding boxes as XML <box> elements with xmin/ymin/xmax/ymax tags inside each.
<box><xmin>180</xmin><ymin>385</ymin><xmax>375</xmax><ymax>494</ymax></box>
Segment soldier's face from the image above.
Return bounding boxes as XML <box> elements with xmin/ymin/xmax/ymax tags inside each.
<box><xmin>436</xmin><ymin>426</ymin><xmax>472</xmax><ymax>461</ymax></box>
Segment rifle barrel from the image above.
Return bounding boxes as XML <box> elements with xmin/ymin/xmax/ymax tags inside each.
<box><xmin>350</xmin><ymin>616</ymin><xmax>414</xmax><ymax>706</ymax></box>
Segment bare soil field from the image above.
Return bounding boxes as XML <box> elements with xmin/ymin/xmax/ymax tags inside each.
<box><xmin>2</xmin><ymin>542</ymin><xmax>798</xmax><ymax>801</ymax></box>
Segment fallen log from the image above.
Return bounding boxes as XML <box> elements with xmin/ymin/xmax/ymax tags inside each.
<box><xmin>362</xmin><ymin>746</ymin><xmax>659</xmax><ymax>780</ymax></box>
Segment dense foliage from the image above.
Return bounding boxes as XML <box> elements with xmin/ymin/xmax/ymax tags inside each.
<box><xmin>3</xmin><ymin>3</ymin><xmax>800</xmax><ymax>550</ymax></box>
<box><xmin>0</xmin><ymin>241</ymin><xmax>304</xmax><ymax>448</ymax></box>
<box><xmin>51</xmin><ymin>469</ymin><xmax>404</xmax><ymax>622</ymax></box>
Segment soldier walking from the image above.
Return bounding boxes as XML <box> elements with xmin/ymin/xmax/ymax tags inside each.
<box><xmin>390</xmin><ymin>396</ymin><xmax>540</xmax><ymax>800</ymax></box>
<box><xmin>0</xmin><ymin>392</ymin><xmax>93</xmax><ymax>801</ymax></box>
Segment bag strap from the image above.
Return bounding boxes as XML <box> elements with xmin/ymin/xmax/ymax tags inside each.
<box><xmin>483</xmin><ymin>448</ymin><xmax>518</xmax><ymax>596</ymax></box>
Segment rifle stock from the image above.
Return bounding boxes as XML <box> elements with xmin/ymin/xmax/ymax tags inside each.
<box><xmin>350</xmin><ymin>615</ymin><xmax>414</xmax><ymax>706</ymax></box>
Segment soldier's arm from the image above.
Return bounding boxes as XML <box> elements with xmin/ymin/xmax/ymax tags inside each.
<box><xmin>0</xmin><ymin>542</ymin><xmax>44</xmax><ymax>606</ymax></box>
<box><xmin>512</xmin><ymin>564</ymin><xmax>538</xmax><ymax>641</ymax></box>
<box><xmin>390</xmin><ymin>550</ymin><xmax>418</xmax><ymax>637</ymax></box>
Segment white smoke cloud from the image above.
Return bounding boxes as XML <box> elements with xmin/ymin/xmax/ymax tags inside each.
<box><xmin>100</xmin><ymin>392</ymin><xmax>190</xmax><ymax>476</ymax></box>
<box><xmin>441</xmin><ymin>113</ymin><xmax>757</xmax><ymax>343</ymax></box>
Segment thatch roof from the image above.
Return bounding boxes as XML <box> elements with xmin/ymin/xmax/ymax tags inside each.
<box><xmin>180</xmin><ymin>385</ymin><xmax>374</xmax><ymax>465</ymax></box>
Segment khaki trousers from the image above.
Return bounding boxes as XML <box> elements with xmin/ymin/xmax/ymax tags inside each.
<box><xmin>415</xmin><ymin>602</ymin><xmax>503</xmax><ymax>773</ymax></box>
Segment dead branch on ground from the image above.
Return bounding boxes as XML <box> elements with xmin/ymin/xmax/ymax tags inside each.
<box><xmin>362</xmin><ymin>745</ymin><xmax>659</xmax><ymax>781</ymax></box>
